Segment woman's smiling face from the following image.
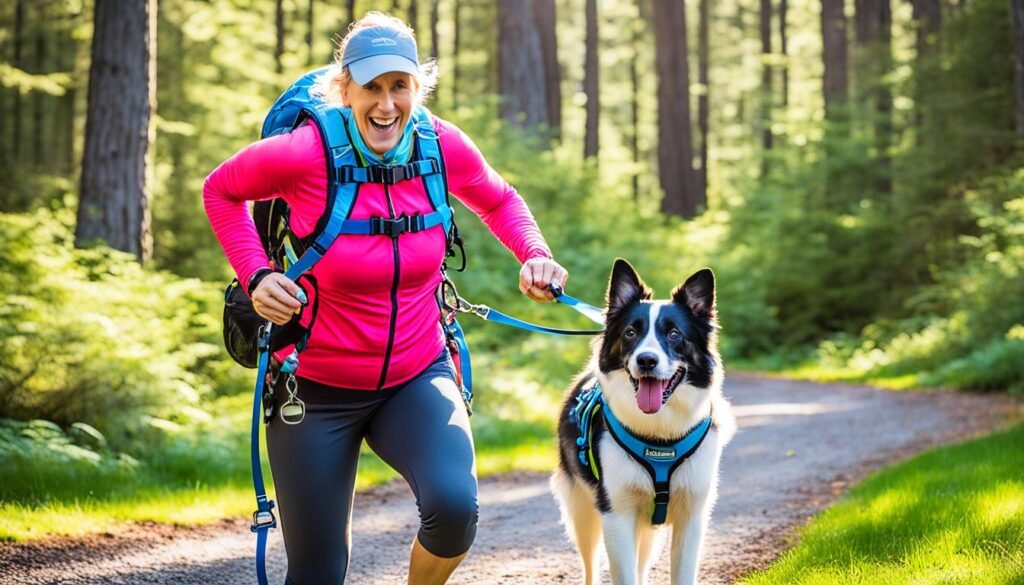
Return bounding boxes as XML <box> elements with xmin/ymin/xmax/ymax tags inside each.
<box><xmin>342</xmin><ymin>71</ymin><xmax>417</xmax><ymax>156</ymax></box>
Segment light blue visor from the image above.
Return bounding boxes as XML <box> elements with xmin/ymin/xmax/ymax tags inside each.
<box><xmin>342</xmin><ymin>26</ymin><xmax>420</xmax><ymax>85</ymax></box>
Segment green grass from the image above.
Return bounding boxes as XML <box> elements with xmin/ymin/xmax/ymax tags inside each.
<box><xmin>0</xmin><ymin>408</ymin><xmax>559</xmax><ymax>542</ymax></box>
<box><xmin>742</xmin><ymin>421</ymin><xmax>1024</xmax><ymax>585</ymax></box>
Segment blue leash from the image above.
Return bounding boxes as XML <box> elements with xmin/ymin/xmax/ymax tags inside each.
<box><xmin>450</xmin><ymin>282</ymin><xmax>604</xmax><ymax>335</ymax></box>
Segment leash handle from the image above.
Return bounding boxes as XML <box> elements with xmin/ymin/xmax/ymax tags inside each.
<box><xmin>548</xmin><ymin>283</ymin><xmax>605</xmax><ymax>326</ymax></box>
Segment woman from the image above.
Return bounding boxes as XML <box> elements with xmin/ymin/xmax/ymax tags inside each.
<box><xmin>203</xmin><ymin>11</ymin><xmax>567</xmax><ymax>585</ymax></box>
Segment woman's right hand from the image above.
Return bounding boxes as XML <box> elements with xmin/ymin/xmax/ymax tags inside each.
<box><xmin>252</xmin><ymin>273</ymin><xmax>305</xmax><ymax>325</ymax></box>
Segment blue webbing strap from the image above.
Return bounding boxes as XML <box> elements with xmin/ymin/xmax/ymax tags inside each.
<box><xmin>601</xmin><ymin>393</ymin><xmax>713</xmax><ymax>525</ymax></box>
<box><xmin>549</xmin><ymin>283</ymin><xmax>605</xmax><ymax>325</ymax></box>
<box><xmin>475</xmin><ymin>305</ymin><xmax>602</xmax><ymax>336</ymax></box>
<box><xmin>250</xmin><ymin>327</ymin><xmax>277</xmax><ymax>585</ymax></box>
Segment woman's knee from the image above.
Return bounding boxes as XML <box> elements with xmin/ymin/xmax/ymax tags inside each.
<box><xmin>418</xmin><ymin>487</ymin><xmax>479</xmax><ymax>557</ymax></box>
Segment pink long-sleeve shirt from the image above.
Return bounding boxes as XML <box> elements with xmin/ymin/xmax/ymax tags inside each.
<box><xmin>204</xmin><ymin>115</ymin><xmax>551</xmax><ymax>390</ymax></box>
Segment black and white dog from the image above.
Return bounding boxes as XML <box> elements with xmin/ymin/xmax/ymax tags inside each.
<box><xmin>551</xmin><ymin>259</ymin><xmax>735</xmax><ymax>585</ymax></box>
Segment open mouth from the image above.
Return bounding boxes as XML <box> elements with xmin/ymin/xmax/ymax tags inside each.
<box><xmin>629</xmin><ymin>368</ymin><xmax>686</xmax><ymax>414</ymax></box>
<box><xmin>369</xmin><ymin>117</ymin><xmax>399</xmax><ymax>132</ymax></box>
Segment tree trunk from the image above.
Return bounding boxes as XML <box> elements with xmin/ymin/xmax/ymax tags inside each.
<box><xmin>408</xmin><ymin>0</ymin><xmax>418</xmax><ymax>32</ymax></box>
<box><xmin>855</xmin><ymin>0</ymin><xmax>892</xmax><ymax>196</ymax></box>
<box><xmin>821</xmin><ymin>0</ymin><xmax>849</xmax><ymax>120</ymax></box>
<box><xmin>307</xmin><ymin>0</ymin><xmax>315</xmax><ymax>66</ymax></box>
<box><xmin>780</xmin><ymin>0</ymin><xmax>789</xmax><ymax>107</ymax></box>
<box><xmin>583</xmin><ymin>0</ymin><xmax>599</xmax><ymax>158</ymax></box>
<box><xmin>1012</xmin><ymin>0</ymin><xmax>1024</xmax><ymax>136</ymax></box>
<box><xmin>497</xmin><ymin>0</ymin><xmax>550</xmax><ymax>131</ymax></box>
<box><xmin>630</xmin><ymin>0</ymin><xmax>645</xmax><ymax>202</ymax></box>
<box><xmin>348</xmin><ymin>0</ymin><xmax>358</xmax><ymax>28</ymax></box>
<box><xmin>698</xmin><ymin>0</ymin><xmax>710</xmax><ymax>199</ymax></box>
<box><xmin>533</xmin><ymin>0</ymin><xmax>561</xmax><ymax>136</ymax></box>
<box><xmin>32</xmin><ymin>4</ymin><xmax>47</xmax><ymax>169</ymax></box>
<box><xmin>13</xmin><ymin>0</ymin><xmax>25</xmax><ymax>163</ymax></box>
<box><xmin>430</xmin><ymin>0</ymin><xmax>440</xmax><ymax>61</ymax></box>
<box><xmin>75</xmin><ymin>0</ymin><xmax>155</xmax><ymax>262</ymax></box>
<box><xmin>652</xmin><ymin>0</ymin><xmax>700</xmax><ymax>217</ymax></box>
<box><xmin>453</xmin><ymin>0</ymin><xmax>461</xmax><ymax>107</ymax></box>
<box><xmin>275</xmin><ymin>0</ymin><xmax>285</xmax><ymax>74</ymax></box>
<box><xmin>760</xmin><ymin>0</ymin><xmax>773</xmax><ymax>174</ymax></box>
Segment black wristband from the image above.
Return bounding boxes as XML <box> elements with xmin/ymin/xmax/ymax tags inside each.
<box><xmin>246</xmin><ymin>268</ymin><xmax>274</xmax><ymax>296</ymax></box>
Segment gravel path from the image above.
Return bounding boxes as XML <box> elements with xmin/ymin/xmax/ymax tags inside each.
<box><xmin>1</xmin><ymin>374</ymin><xmax>1019</xmax><ymax>585</ymax></box>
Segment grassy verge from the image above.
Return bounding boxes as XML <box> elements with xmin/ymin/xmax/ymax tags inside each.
<box><xmin>741</xmin><ymin>421</ymin><xmax>1024</xmax><ymax>584</ymax></box>
<box><xmin>0</xmin><ymin>374</ymin><xmax>562</xmax><ymax>542</ymax></box>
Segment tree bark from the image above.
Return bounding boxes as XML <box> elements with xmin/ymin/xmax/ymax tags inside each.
<box><xmin>347</xmin><ymin>0</ymin><xmax>358</xmax><ymax>28</ymax></box>
<box><xmin>497</xmin><ymin>0</ymin><xmax>550</xmax><ymax>131</ymax></box>
<box><xmin>1013</xmin><ymin>0</ymin><xmax>1024</xmax><ymax>136</ymax></box>
<box><xmin>821</xmin><ymin>0</ymin><xmax>849</xmax><ymax>120</ymax></box>
<box><xmin>698</xmin><ymin>0</ymin><xmax>710</xmax><ymax>199</ymax></box>
<box><xmin>583</xmin><ymin>0</ymin><xmax>599</xmax><ymax>158</ymax></box>
<box><xmin>275</xmin><ymin>0</ymin><xmax>285</xmax><ymax>74</ymax></box>
<box><xmin>307</xmin><ymin>0</ymin><xmax>315</xmax><ymax>66</ymax></box>
<box><xmin>760</xmin><ymin>0</ymin><xmax>773</xmax><ymax>173</ymax></box>
<box><xmin>453</xmin><ymin>0</ymin><xmax>461</xmax><ymax>107</ymax></box>
<box><xmin>33</xmin><ymin>4</ymin><xmax>47</xmax><ymax>169</ymax></box>
<box><xmin>408</xmin><ymin>0</ymin><xmax>418</xmax><ymax>33</ymax></box>
<box><xmin>630</xmin><ymin>0</ymin><xmax>644</xmax><ymax>202</ymax></box>
<box><xmin>533</xmin><ymin>0</ymin><xmax>561</xmax><ymax>136</ymax></box>
<box><xmin>13</xmin><ymin>0</ymin><xmax>25</xmax><ymax>163</ymax></box>
<box><xmin>780</xmin><ymin>0</ymin><xmax>788</xmax><ymax>107</ymax></box>
<box><xmin>430</xmin><ymin>0</ymin><xmax>440</xmax><ymax>61</ymax></box>
<box><xmin>75</xmin><ymin>0</ymin><xmax>155</xmax><ymax>262</ymax></box>
<box><xmin>652</xmin><ymin>0</ymin><xmax>700</xmax><ymax>217</ymax></box>
<box><xmin>855</xmin><ymin>0</ymin><xmax>892</xmax><ymax>196</ymax></box>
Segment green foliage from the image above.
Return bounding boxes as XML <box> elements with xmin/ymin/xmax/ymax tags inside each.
<box><xmin>744</xmin><ymin>421</ymin><xmax>1024</xmax><ymax>584</ymax></box>
<box><xmin>0</xmin><ymin>207</ymin><xmax>250</xmax><ymax>451</ymax></box>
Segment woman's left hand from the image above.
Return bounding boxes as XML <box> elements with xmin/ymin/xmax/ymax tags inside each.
<box><xmin>519</xmin><ymin>257</ymin><xmax>569</xmax><ymax>303</ymax></box>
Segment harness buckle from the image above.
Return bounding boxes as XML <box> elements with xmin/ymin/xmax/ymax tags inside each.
<box><xmin>250</xmin><ymin>500</ymin><xmax>277</xmax><ymax>532</ymax></box>
<box><xmin>654</xmin><ymin>489</ymin><xmax>670</xmax><ymax>505</ymax></box>
<box><xmin>370</xmin><ymin>216</ymin><xmax>411</xmax><ymax>238</ymax></box>
<box><xmin>370</xmin><ymin>165</ymin><xmax>407</xmax><ymax>184</ymax></box>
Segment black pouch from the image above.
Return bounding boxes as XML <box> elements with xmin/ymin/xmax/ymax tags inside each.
<box><xmin>222</xmin><ymin>278</ymin><xmax>311</xmax><ymax>368</ymax></box>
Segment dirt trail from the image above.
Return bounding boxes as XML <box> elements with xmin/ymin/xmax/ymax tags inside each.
<box><xmin>1</xmin><ymin>374</ymin><xmax>1019</xmax><ymax>585</ymax></box>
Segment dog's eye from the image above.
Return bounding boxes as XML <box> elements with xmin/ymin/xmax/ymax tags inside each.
<box><xmin>668</xmin><ymin>329</ymin><xmax>681</xmax><ymax>341</ymax></box>
<box><xmin>624</xmin><ymin>327</ymin><xmax>637</xmax><ymax>339</ymax></box>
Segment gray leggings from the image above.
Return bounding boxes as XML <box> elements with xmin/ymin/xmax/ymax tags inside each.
<box><xmin>266</xmin><ymin>351</ymin><xmax>478</xmax><ymax>585</ymax></box>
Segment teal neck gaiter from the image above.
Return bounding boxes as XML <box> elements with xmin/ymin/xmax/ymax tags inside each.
<box><xmin>344</xmin><ymin>107</ymin><xmax>415</xmax><ymax>167</ymax></box>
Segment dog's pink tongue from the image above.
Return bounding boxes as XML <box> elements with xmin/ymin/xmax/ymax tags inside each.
<box><xmin>637</xmin><ymin>378</ymin><xmax>666</xmax><ymax>414</ymax></box>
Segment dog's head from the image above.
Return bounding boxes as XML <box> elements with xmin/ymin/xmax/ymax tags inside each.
<box><xmin>598</xmin><ymin>259</ymin><xmax>719</xmax><ymax>415</ymax></box>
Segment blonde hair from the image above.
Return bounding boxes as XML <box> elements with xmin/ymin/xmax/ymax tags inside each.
<box><xmin>316</xmin><ymin>12</ymin><xmax>439</xmax><ymax>105</ymax></box>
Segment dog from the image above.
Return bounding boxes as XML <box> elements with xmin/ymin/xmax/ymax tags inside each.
<box><xmin>551</xmin><ymin>259</ymin><xmax>735</xmax><ymax>585</ymax></box>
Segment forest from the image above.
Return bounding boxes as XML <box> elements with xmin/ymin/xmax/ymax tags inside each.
<box><xmin>1</xmin><ymin>0</ymin><xmax>1023</xmax><ymax>539</ymax></box>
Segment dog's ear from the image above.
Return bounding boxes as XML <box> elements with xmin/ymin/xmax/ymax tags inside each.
<box><xmin>672</xmin><ymin>268</ymin><xmax>716</xmax><ymax>320</ymax></box>
<box><xmin>607</xmin><ymin>258</ymin><xmax>652</xmax><ymax>314</ymax></box>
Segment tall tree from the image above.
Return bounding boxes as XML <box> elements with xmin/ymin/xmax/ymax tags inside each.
<box><xmin>12</xmin><ymin>0</ymin><xmax>25</xmax><ymax>163</ymax></box>
<box><xmin>274</xmin><ymin>0</ymin><xmax>285</xmax><ymax>74</ymax></box>
<box><xmin>32</xmin><ymin>3</ymin><xmax>48</xmax><ymax>168</ymax></box>
<box><xmin>698</xmin><ymin>0</ymin><xmax>710</xmax><ymax>199</ymax></box>
<box><xmin>583</xmin><ymin>0</ymin><xmax>599</xmax><ymax>158</ymax></box>
<box><xmin>533</xmin><ymin>0</ymin><xmax>561</xmax><ymax>136</ymax></box>
<box><xmin>760</xmin><ymin>0</ymin><xmax>773</xmax><ymax>159</ymax></box>
<box><xmin>629</xmin><ymin>0</ymin><xmax>645</xmax><ymax>201</ymax></box>
<box><xmin>652</xmin><ymin>0</ymin><xmax>700</xmax><ymax>217</ymax></box>
<box><xmin>497</xmin><ymin>0</ymin><xmax>552</xmax><ymax>131</ymax></box>
<box><xmin>408</xmin><ymin>0</ymin><xmax>418</xmax><ymax>32</ymax></box>
<box><xmin>430</xmin><ymin>0</ymin><xmax>440</xmax><ymax>61</ymax></box>
<box><xmin>307</xmin><ymin>0</ymin><xmax>315</xmax><ymax>66</ymax></box>
<box><xmin>821</xmin><ymin>0</ymin><xmax>849</xmax><ymax>121</ymax></box>
<box><xmin>453</xmin><ymin>0</ymin><xmax>462</xmax><ymax>107</ymax></box>
<box><xmin>780</xmin><ymin>0</ymin><xmax>789</xmax><ymax>107</ymax></box>
<box><xmin>855</xmin><ymin>0</ymin><xmax>893</xmax><ymax>195</ymax></box>
<box><xmin>1013</xmin><ymin>0</ymin><xmax>1024</xmax><ymax>136</ymax></box>
<box><xmin>75</xmin><ymin>0</ymin><xmax>156</xmax><ymax>261</ymax></box>
<box><xmin>348</xmin><ymin>0</ymin><xmax>358</xmax><ymax>27</ymax></box>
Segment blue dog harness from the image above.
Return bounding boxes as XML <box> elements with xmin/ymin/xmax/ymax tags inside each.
<box><xmin>570</xmin><ymin>382</ymin><xmax>713</xmax><ymax>525</ymax></box>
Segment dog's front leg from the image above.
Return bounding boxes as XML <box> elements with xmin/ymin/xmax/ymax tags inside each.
<box><xmin>669</xmin><ymin>494</ymin><xmax>709</xmax><ymax>585</ymax></box>
<box><xmin>602</xmin><ymin>511</ymin><xmax>640</xmax><ymax>585</ymax></box>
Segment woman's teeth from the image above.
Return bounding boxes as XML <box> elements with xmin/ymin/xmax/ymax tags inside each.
<box><xmin>370</xmin><ymin>117</ymin><xmax>397</xmax><ymax>131</ymax></box>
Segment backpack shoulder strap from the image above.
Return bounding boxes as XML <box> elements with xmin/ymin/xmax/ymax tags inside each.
<box><xmin>411</xmin><ymin>105</ymin><xmax>454</xmax><ymax>237</ymax></box>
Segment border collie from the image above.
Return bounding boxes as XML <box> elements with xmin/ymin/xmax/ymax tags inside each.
<box><xmin>551</xmin><ymin>259</ymin><xmax>735</xmax><ymax>585</ymax></box>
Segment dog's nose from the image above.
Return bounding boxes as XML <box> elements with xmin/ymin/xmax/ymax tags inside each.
<box><xmin>636</xmin><ymin>352</ymin><xmax>659</xmax><ymax>371</ymax></box>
